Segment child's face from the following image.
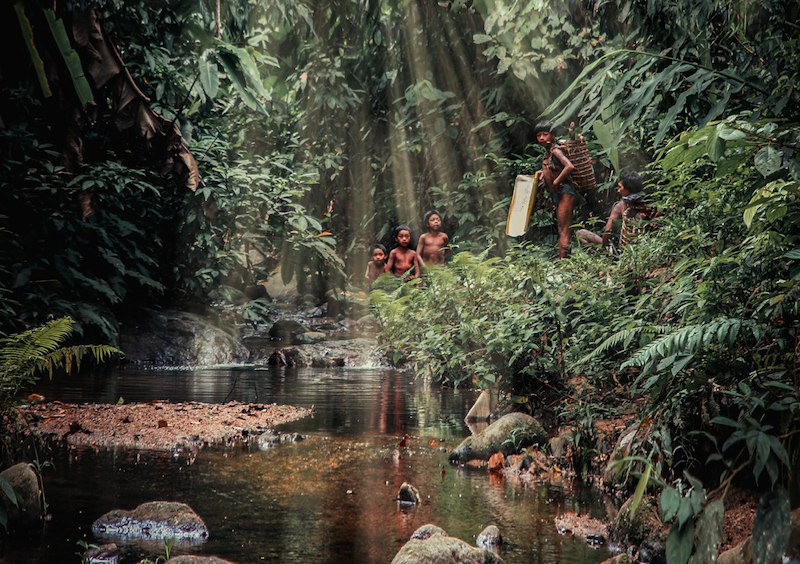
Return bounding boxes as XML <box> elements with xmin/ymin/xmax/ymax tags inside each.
<box><xmin>617</xmin><ymin>180</ymin><xmax>630</xmax><ymax>197</ymax></box>
<box><xmin>372</xmin><ymin>248</ymin><xmax>386</xmax><ymax>263</ymax></box>
<box><xmin>536</xmin><ymin>131</ymin><xmax>554</xmax><ymax>145</ymax></box>
<box><xmin>427</xmin><ymin>214</ymin><xmax>441</xmax><ymax>231</ymax></box>
<box><xmin>395</xmin><ymin>229</ymin><xmax>411</xmax><ymax>247</ymax></box>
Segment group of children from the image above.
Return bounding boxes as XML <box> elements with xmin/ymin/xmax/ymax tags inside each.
<box><xmin>364</xmin><ymin>121</ymin><xmax>652</xmax><ymax>287</ymax></box>
<box><xmin>533</xmin><ymin>120</ymin><xmax>654</xmax><ymax>257</ymax></box>
<box><xmin>364</xmin><ymin>210</ymin><xmax>450</xmax><ymax>288</ymax></box>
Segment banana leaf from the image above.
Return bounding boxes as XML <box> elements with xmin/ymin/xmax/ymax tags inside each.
<box><xmin>13</xmin><ymin>2</ymin><xmax>51</xmax><ymax>98</ymax></box>
<box><xmin>43</xmin><ymin>8</ymin><xmax>94</xmax><ymax>106</ymax></box>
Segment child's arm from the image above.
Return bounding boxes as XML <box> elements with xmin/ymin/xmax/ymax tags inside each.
<box><xmin>602</xmin><ymin>201</ymin><xmax>625</xmax><ymax>247</ymax></box>
<box><xmin>410</xmin><ymin>251</ymin><xmax>423</xmax><ymax>279</ymax></box>
<box><xmin>365</xmin><ymin>262</ymin><xmax>372</xmax><ymax>280</ymax></box>
<box><xmin>550</xmin><ymin>146</ymin><xmax>575</xmax><ymax>188</ymax></box>
<box><xmin>385</xmin><ymin>250</ymin><xmax>396</xmax><ymax>274</ymax></box>
<box><xmin>417</xmin><ymin>234</ymin><xmax>428</xmax><ymax>263</ymax></box>
<box><xmin>442</xmin><ymin>234</ymin><xmax>451</xmax><ymax>260</ymax></box>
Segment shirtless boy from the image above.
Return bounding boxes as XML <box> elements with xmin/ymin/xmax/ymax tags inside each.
<box><xmin>385</xmin><ymin>224</ymin><xmax>422</xmax><ymax>280</ymax></box>
<box><xmin>417</xmin><ymin>210</ymin><xmax>450</xmax><ymax>265</ymax></box>
<box><xmin>534</xmin><ymin>121</ymin><xmax>576</xmax><ymax>258</ymax></box>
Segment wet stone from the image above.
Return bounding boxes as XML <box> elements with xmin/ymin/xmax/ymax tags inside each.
<box><xmin>476</xmin><ymin>525</ymin><xmax>502</xmax><ymax>549</ymax></box>
<box><xmin>92</xmin><ymin>501</ymin><xmax>208</xmax><ymax>541</ymax></box>
<box><xmin>397</xmin><ymin>482</ymin><xmax>421</xmax><ymax>505</ymax></box>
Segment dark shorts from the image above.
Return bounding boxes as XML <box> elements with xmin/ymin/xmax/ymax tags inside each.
<box><xmin>556</xmin><ymin>182</ymin><xmax>577</xmax><ymax>204</ymax></box>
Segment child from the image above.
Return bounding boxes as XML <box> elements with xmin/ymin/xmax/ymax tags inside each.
<box><xmin>417</xmin><ymin>210</ymin><xmax>450</xmax><ymax>265</ymax></box>
<box><xmin>364</xmin><ymin>244</ymin><xmax>387</xmax><ymax>289</ymax></box>
<box><xmin>534</xmin><ymin>121</ymin><xmax>576</xmax><ymax>259</ymax></box>
<box><xmin>576</xmin><ymin>170</ymin><xmax>652</xmax><ymax>249</ymax></box>
<box><xmin>385</xmin><ymin>224</ymin><xmax>422</xmax><ymax>280</ymax></box>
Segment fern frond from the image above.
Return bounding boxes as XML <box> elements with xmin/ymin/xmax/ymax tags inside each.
<box><xmin>0</xmin><ymin>317</ymin><xmax>121</xmax><ymax>387</ymax></box>
<box><xmin>0</xmin><ymin>317</ymin><xmax>74</xmax><ymax>378</ymax></box>
<box><xmin>33</xmin><ymin>345</ymin><xmax>121</xmax><ymax>380</ymax></box>
<box><xmin>621</xmin><ymin>318</ymin><xmax>748</xmax><ymax>373</ymax></box>
<box><xmin>576</xmin><ymin>324</ymin><xmax>672</xmax><ymax>367</ymax></box>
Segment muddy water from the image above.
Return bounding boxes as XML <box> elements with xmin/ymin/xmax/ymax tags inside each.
<box><xmin>8</xmin><ymin>367</ymin><xmax>611</xmax><ymax>563</ymax></box>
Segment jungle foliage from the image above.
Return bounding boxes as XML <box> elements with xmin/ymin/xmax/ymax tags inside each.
<box><xmin>371</xmin><ymin>0</ymin><xmax>799</xmax><ymax>560</ymax></box>
<box><xmin>1</xmin><ymin>0</ymin><xmax>798</xmax><ymax>558</ymax></box>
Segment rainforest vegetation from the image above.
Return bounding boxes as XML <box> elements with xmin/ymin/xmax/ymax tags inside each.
<box><xmin>1</xmin><ymin>0</ymin><xmax>798</xmax><ymax>561</ymax></box>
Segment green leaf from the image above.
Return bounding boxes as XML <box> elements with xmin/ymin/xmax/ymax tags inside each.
<box><xmin>43</xmin><ymin>9</ymin><xmax>93</xmax><ymax>105</ymax></box>
<box><xmin>0</xmin><ymin>477</ymin><xmax>18</xmax><ymax>508</ymax></box>
<box><xmin>629</xmin><ymin>463</ymin><xmax>652</xmax><ymax>518</ymax></box>
<box><xmin>199</xmin><ymin>50</ymin><xmax>220</xmax><ymax>98</ymax></box>
<box><xmin>754</xmin><ymin>146</ymin><xmax>783</xmax><ymax>177</ymax></box>
<box><xmin>752</xmin><ymin>489</ymin><xmax>791</xmax><ymax>564</ymax></box>
<box><xmin>660</xmin><ymin>487</ymin><xmax>681</xmax><ymax>522</ymax></box>
<box><xmin>13</xmin><ymin>2</ymin><xmax>51</xmax><ymax>98</ymax></box>
<box><xmin>666</xmin><ymin>521</ymin><xmax>694</xmax><ymax>564</ymax></box>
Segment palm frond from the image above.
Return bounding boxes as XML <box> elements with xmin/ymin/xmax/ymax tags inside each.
<box><xmin>576</xmin><ymin>324</ymin><xmax>672</xmax><ymax>367</ymax></box>
<box><xmin>621</xmin><ymin>318</ymin><xmax>748</xmax><ymax>373</ymax></box>
<box><xmin>0</xmin><ymin>317</ymin><xmax>121</xmax><ymax>387</ymax></box>
<box><xmin>0</xmin><ymin>317</ymin><xmax>75</xmax><ymax>379</ymax></box>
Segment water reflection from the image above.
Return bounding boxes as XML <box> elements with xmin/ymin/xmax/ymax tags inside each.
<box><xmin>11</xmin><ymin>366</ymin><xmax>610</xmax><ymax>563</ymax></box>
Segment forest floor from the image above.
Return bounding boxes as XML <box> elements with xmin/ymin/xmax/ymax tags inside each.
<box><xmin>19</xmin><ymin>400</ymin><xmax>310</xmax><ymax>451</ymax></box>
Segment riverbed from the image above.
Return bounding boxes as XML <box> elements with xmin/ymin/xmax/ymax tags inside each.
<box><xmin>7</xmin><ymin>366</ymin><xmax>611</xmax><ymax>563</ymax></box>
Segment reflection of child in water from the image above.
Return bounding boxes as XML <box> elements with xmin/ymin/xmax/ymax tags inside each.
<box><xmin>417</xmin><ymin>210</ymin><xmax>450</xmax><ymax>266</ymax></box>
<box><xmin>385</xmin><ymin>225</ymin><xmax>422</xmax><ymax>280</ymax></box>
<box><xmin>364</xmin><ymin>244</ymin><xmax>387</xmax><ymax>289</ymax></box>
<box><xmin>577</xmin><ymin>170</ymin><xmax>651</xmax><ymax>250</ymax></box>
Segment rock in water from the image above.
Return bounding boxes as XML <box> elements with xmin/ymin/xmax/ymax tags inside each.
<box><xmin>92</xmin><ymin>501</ymin><xmax>208</xmax><ymax>541</ymax></box>
<box><xmin>397</xmin><ymin>482</ymin><xmax>420</xmax><ymax>505</ymax></box>
<box><xmin>465</xmin><ymin>389</ymin><xmax>495</xmax><ymax>422</ymax></box>
<box><xmin>449</xmin><ymin>412</ymin><xmax>546</xmax><ymax>463</ymax></box>
<box><xmin>477</xmin><ymin>525</ymin><xmax>503</xmax><ymax>549</ymax></box>
<box><xmin>0</xmin><ymin>462</ymin><xmax>43</xmax><ymax>528</ymax></box>
<box><xmin>392</xmin><ymin>524</ymin><xmax>505</xmax><ymax>564</ymax></box>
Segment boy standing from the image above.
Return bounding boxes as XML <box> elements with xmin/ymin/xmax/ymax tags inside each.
<box><xmin>417</xmin><ymin>210</ymin><xmax>450</xmax><ymax>266</ymax></box>
<box><xmin>385</xmin><ymin>225</ymin><xmax>422</xmax><ymax>280</ymax></box>
<box><xmin>534</xmin><ymin>121</ymin><xmax>576</xmax><ymax>259</ymax></box>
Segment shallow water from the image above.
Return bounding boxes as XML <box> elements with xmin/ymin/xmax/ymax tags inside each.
<box><xmin>6</xmin><ymin>367</ymin><xmax>611</xmax><ymax>563</ymax></box>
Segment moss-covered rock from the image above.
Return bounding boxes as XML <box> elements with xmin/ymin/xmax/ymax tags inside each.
<box><xmin>392</xmin><ymin>524</ymin><xmax>504</xmax><ymax>563</ymax></box>
<box><xmin>449</xmin><ymin>412</ymin><xmax>546</xmax><ymax>463</ymax></box>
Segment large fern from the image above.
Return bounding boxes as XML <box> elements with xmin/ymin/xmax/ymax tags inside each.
<box><xmin>575</xmin><ymin>324</ymin><xmax>673</xmax><ymax>367</ymax></box>
<box><xmin>0</xmin><ymin>317</ymin><xmax>120</xmax><ymax>402</ymax></box>
<box><xmin>621</xmin><ymin>318</ymin><xmax>750</xmax><ymax>378</ymax></box>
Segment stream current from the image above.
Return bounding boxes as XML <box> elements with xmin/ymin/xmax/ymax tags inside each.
<box><xmin>7</xmin><ymin>366</ymin><xmax>610</xmax><ymax>563</ymax></box>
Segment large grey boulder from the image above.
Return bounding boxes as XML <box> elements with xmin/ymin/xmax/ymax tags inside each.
<box><xmin>268</xmin><ymin>319</ymin><xmax>309</xmax><ymax>343</ymax></box>
<box><xmin>119</xmin><ymin>309</ymin><xmax>248</xmax><ymax>366</ymax></box>
<box><xmin>0</xmin><ymin>462</ymin><xmax>43</xmax><ymax>527</ymax></box>
<box><xmin>392</xmin><ymin>524</ymin><xmax>504</xmax><ymax>563</ymax></box>
<box><xmin>449</xmin><ymin>412</ymin><xmax>546</xmax><ymax>463</ymax></box>
<box><xmin>92</xmin><ymin>501</ymin><xmax>208</xmax><ymax>541</ymax></box>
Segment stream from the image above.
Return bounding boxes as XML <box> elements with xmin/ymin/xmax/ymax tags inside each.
<box><xmin>6</xmin><ymin>365</ymin><xmax>611</xmax><ymax>563</ymax></box>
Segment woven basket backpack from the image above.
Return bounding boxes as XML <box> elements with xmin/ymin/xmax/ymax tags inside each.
<box><xmin>560</xmin><ymin>138</ymin><xmax>597</xmax><ymax>193</ymax></box>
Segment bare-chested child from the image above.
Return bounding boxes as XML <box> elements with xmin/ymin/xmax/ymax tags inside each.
<box><xmin>364</xmin><ymin>244</ymin><xmax>387</xmax><ymax>289</ymax></box>
<box><xmin>385</xmin><ymin>224</ymin><xmax>422</xmax><ymax>280</ymax></box>
<box><xmin>417</xmin><ymin>210</ymin><xmax>450</xmax><ymax>266</ymax></box>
